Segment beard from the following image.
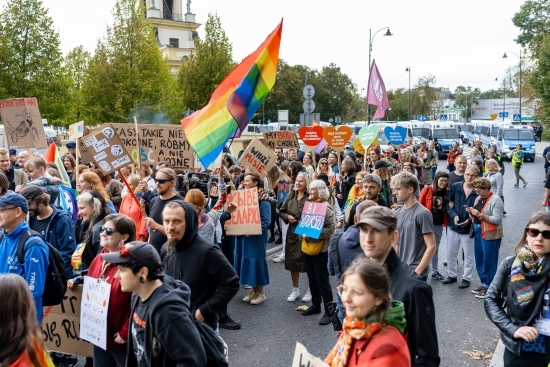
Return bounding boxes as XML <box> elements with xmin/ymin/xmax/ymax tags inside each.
<box><xmin>165</xmin><ymin>237</ymin><xmax>179</xmax><ymax>256</ymax></box>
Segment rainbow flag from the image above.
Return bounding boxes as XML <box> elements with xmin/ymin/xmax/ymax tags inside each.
<box><xmin>44</xmin><ymin>142</ymin><xmax>71</xmax><ymax>185</ymax></box>
<box><xmin>181</xmin><ymin>20</ymin><xmax>283</xmax><ymax>168</ymax></box>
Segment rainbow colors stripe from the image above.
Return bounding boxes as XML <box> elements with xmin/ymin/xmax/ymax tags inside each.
<box><xmin>181</xmin><ymin>21</ymin><xmax>283</xmax><ymax>168</ymax></box>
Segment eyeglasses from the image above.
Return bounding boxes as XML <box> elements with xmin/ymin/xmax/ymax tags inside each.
<box><xmin>0</xmin><ymin>207</ymin><xmax>17</xmax><ymax>214</ymax></box>
<box><xmin>155</xmin><ymin>178</ymin><xmax>173</xmax><ymax>184</ymax></box>
<box><xmin>336</xmin><ymin>285</ymin><xmax>366</xmax><ymax>299</ymax></box>
<box><xmin>320</xmin><ymin>162</ymin><xmax>328</xmax><ymax>165</ymax></box>
<box><xmin>526</xmin><ymin>228</ymin><xmax>550</xmax><ymax>240</ymax></box>
<box><xmin>100</xmin><ymin>226</ymin><xmax>116</xmax><ymax>236</ymax></box>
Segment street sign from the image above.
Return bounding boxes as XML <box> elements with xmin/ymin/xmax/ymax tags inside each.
<box><xmin>417</xmin><ymin>115</ymin><xmax>427</xmax><ymax>121</ymax></box>
<box><xmin>303</xmin><ymin>100</ymin><xmax>315</xmax><ymax>114</ymax></box>
<box><xmin>513</xmin><ymin>113</ymin><xmax>521</xmax><ymax>122</ymax></box>
<box><xmin>439</xmin><ymin>114</ymin><xmax>447</xmax><ymax>121</ymax></box>
<box><xmin>303</xmin><ymin>84</ymin><xmax>315</xmax><ymax>99</ymax></box>
<box><xmin>498</xmin><ymin>112</ymin><xmax>509</xmax><ymax>118</ymax></box>
<box><xmin>490</xmin><ymin>113</ymin><xmax>498</xmax><ymax>121</ymax></box>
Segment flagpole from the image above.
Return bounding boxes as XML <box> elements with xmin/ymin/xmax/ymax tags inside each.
<box><xmin>367</xmin><ymin>27</ymin><xmax>393</xmax><ymax>126</ymax></box>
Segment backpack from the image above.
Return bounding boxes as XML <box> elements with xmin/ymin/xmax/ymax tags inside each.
<box><xmin>8</xmin><ymin>229</ymin><xmax>68</xmax><ymax>306</ymax></box>
<box><xmin>185</xmin><ymin>308</ymin><xmax>228</xmax><ymax>367</ymax></box>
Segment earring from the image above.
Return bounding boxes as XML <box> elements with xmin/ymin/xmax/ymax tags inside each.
<box><xmin>140</xmin><ymin>277</ymin><xmax>145</xmax><ymax>284</ymax></box>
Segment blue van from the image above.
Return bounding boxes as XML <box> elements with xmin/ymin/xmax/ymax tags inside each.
<box><xmin>496</xmin><ymin>124</ymin><xmax>536</xmax><ymax>162</ymax></box>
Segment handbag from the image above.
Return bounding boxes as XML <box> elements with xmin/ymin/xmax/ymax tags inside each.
<box><xmin>301</xmin><ymin>237</ymin><xmax>324</xmax><ymax>255</ymax></box>
<box><xmin>326</xmin><ymin>301</ymin><xmax>342</xmax><ymax>331</ymax></box>
<box><xmin>469</xmin><ymin>224</ymin><xmax>476</xmax><ymax>238</ymax></box>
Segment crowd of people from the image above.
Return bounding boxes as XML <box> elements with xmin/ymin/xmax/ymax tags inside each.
<box><xmin>0</xmin><ymin>135</ymin><xmax>548</xmax><ymax>367</ymax></box>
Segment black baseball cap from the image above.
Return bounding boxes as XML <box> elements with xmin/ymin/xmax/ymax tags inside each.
<box><xmin>102</xmin><ymin>241</ymin><xmax>162</xmax><ymax>272</ymax></box>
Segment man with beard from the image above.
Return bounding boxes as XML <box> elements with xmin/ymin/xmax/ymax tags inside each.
<box><xmin>142</xmin><ymin>168</ymin><xmax>183</xmax><ymax>254</ymax></box>
<box><xmin>20</xmin><ymin>186</ymin><xmax>76</xmax><ymax>278</ymax></box>
<box><xmin>0</xmin><ymin>148</ymin><xmax>27</xmax><ymax>192</ymax></box>
<box><xmin>162</xmin><ymin>200</ymin><xmax>239</xmax><ymax>330</ymax></box>
<box><xmin>362</xmin><ymin>174</ymin><xmax>388</xmax><ymax>207</ymax></box>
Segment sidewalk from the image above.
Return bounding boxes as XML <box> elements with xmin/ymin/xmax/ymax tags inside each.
<box><xmin>489</xmin><ymin>340</ymin><xmax>504</xmax><ymax>367</ymax></box>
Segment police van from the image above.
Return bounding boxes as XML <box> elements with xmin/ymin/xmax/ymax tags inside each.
<box><xmin>420</xmin><ymin>121</ymin><xmax>463</xmax><ymax>157</ymax></box>
<box><xmin>462</xmin><ymin>123</ymin><xmax>478</xmax><ymax>145</ymax></box>
<box><xmin>397</xmin><ymin>121</ymin><xmax>423</xmax><ymax>144</ymax></box>
<box><xmin>496</xmin><ymin>124</ymin><xmax>536</xmax><ymax>162</ymax></box>
<box><xmin>474</xmin><ymin>121</ymin><xmax>500</xmax><ymax>149</ymax></box>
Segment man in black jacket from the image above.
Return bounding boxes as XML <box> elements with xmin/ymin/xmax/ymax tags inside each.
<box><xmin>356</xmin><ymin>206</ymin><xmax>440</xmax><ymax>367</ymax></box>
<box><xmin>161</xmin><ymin>200</ymin><xmax>239</xmax><ymax>330</ymax></box>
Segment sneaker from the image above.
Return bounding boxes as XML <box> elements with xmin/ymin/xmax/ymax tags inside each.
<box><xmin>443</xmin><ymin>261</ymin><xmax>447</xmax><ymax>266</ymax></box>
<box><xmin>458</xmin><ymin>279</ymin><xmax>471</xmax><ymax>289</ymax></box>
<box><xmin>475</xmin><ymin>288</ymin><xmax>488</xmax><ymax>299</ymax></box>
<box><xmin>287</xmin><ymin>288</ymin><xmax>301</xmax><ymax>302</ymax></box>
<box><xmin>244</xmin><ymin>284</ymin><xmax>252</xmax><ymax>289</ymax></box>
<box><xmin>302</xmin><ymin>288</ymin><xmax>312</xmax><ymax>302</ymax></box>
<box><xmin>471</xmin><ymin>285</ymin><xmax>484</xmax><ymax>294</ymax></box>
<box><xmin>250</xmin><ymin>292</ymin><xmax>266</xmax><ymax>305</ymax></box>
<box><xmin>523</xmin><ymin>182</ymin><xmax>528</xmax><ymax>188</ymax></box>
<box><xmin>442</xmin><ymin>276</ymin><xmax>457</xmax><ymax>284</ymax></box>
<box><xmin>243</xmin><ymin>290</ymin><xmax>256</xmax><ymax>302</ymax></box>
<box><xmin>513</xmin><ymin>184</ymin><xmax>519</xmax><ymax>187</ymax></box>
<box><xmin>272</xmin><ymin>255</ymin><xmax>285</xmax><ymax>263</ymax></box>
<box><xmin>219</xmin><ymin>314</ymin><xmax>241</xmax><ymax>330</ymax></box>
<box><xmin>431</xmin><ymin>271</ymin><xmax>445</xmax><ymax>281</ymax></box>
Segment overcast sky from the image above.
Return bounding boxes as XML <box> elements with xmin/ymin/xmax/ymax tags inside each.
<box><xmin>1</xmin><ymin>0</ymin><xmax>526</xmax><ymax>94</ymax></box>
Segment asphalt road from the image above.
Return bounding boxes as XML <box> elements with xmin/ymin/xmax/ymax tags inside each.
<box><xmin>221</xmin><ymin>142</ymin><xmax>549</xmax><ymax>367</ymax></box>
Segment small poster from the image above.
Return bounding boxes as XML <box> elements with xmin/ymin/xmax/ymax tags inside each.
<box><xmin>0</xmin><ymin>97</ymin><xmax>47</xmax><ymax>149</ymax></box>
<box><xmin>80</xmin><ymin>276</ymin><xmax>111</xmax><ymax>350</ymax></box>
<box><xmin>79</xmin><ymin>124</ymin><xmax>132</xmax><ymax>175</ymax></box>
<box><xmin>225</xmin><ymin>188</ymin><xmax>262</xmax><ymax>236</ymax></box>
<box><xmin>238</xmin><ymin>138</ymin><xmax>277</xmax><ymax>179</ymax></box>
<box><xmin>69</xmin><ymin>121</ymin><xmax>85</xmax><ymax>140</ymax></box>
<box><xmin>292</xmin><ymin>342</ymin><xmax>329</xmax><ymax>367</ymax></box>
<box><xmin>277</xmin><ymin>182</ymin><xmax>290</xmax><ymax>203</ymax></box>
<box><xmin>294</xmin><ymin>201</ymin><xmax>328</xmax><ymax>239</ymax></box>
<box><xmin>263</xmin><ymin>130</ymin><xmax>300</xmax><ymax>150</ymax></box>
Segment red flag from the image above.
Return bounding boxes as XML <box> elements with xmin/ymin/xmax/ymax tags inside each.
<box><xmin>366</xmin><ymin>59</ymin><xmax>389</xmax><ymax>120</ymax></box>
<box><xmin>44</xmin><ymin>142</ymin><xmax>56</xmax><ymax>163</ymax></box>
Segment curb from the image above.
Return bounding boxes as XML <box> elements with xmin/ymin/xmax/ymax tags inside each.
<box><xmin>489</xmin><ymin>339</ymin><xmax>504</xmax><ymax>367</ymax></box>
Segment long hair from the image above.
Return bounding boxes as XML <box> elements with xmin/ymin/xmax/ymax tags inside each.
<box><xmin>185</xmin><ymin>189</ymin><xmax>206</xmax><ymax>216</ymax></box>
<box><xmin>0</xmin><ymin>274</ymin><xmax>44</xmax><ymax>367</ymax></box>
<box><xmin>267</xmin><ymin>164</ymin><xmax>290</xmax><ymax>190</ymax></box>
<box><xmin>515</xmin><ymin>212</ymin><xmax>550</xmax><ymax>254</ymax></box>
<box><xmin>80</xmin><ymin>172</ymin><xmax>111</xmax><ymax>203</ymax></box>
<box><xmin>433</xmin><ymin>171</ymin><xmax>449</xmax><ymax>192</ymax></box>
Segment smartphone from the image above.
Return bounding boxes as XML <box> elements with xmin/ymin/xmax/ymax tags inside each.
<box><xmin>456</xmin><ymin>219</ymin><xmax>469</xmax><ymax>226</ymax></box>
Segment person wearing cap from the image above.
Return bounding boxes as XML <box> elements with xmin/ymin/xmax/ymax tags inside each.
<box><xmin>362</xmin><ymin>173</ymin><xmax>389</xmax><ymax>208</ymax></box>
<box><xmin>9</xmin><ymin>149</ymin><xmax>18</xmax><ymax>168</ymax></box>
<box><xmin>356</xmin><ymin>206</ymin><xmax>440</xmax><ymax>366</ymax></box>
<box><xmin>391</xmin><ymin>172</ymin><xmax>436</xmax><ymax>281</ymax></box>
<box><xmin>0</xmin><ymin>193</ymin><xmax>49</xmax><ymax>324</ymax></box>
<box><xmin>0</xmin><ymin>148</ymin><xmax>27</xmax><ymax>193</ymax></box>
<box><xmin>20</xmin><ymin>185</ymin><xmax>76</xmax><ymax>278</ymax></box>
<box><xmin>162</xmin><ymin>200</ymin><xmax>239</xmax><ymax>329</ymax></box>
<box><xmin>373</xmin><ymin>160</ymin><xmax>392</xmax><ymax>205</ymax></box>
<box><xmin>103</xmin><ymin>242</ymin><xmax>207</xmax><ymax>367</ymax></box>
<box><xmin>65</xmin><ymin>141</ymin><xmax>77</xmax><ymax>158</ymax></box>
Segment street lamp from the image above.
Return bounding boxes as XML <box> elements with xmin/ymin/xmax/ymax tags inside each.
<box><xmin>367</xmin><ymin>27</ymin><xmax>392</xmax><ymax>124</ymax></box>
<box><xmin>496</xmin><ymin>76</ymin><xmax>508</xmax><ymax>121</ymax></box>
<box><xmin>405</xmin><ymin>67</ymin><xmax>411</xmax><ymax>121</ymax></box>
<box><xmin>502</xmin><ymin>50</ymin><xmax>522</xmax><ymax>123</ymax></box>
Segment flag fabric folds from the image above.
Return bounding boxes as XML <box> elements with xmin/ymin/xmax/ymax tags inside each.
<box><xmin>366</xmin><ymin>59</ymin><xmax>389</xmax><ymax>121</ymax></box>
<box><xmin>44</xmin><ymin>142</ymin><xmax>71</xmax><ymax>185</ymax></box>
<box><xmin>181</xmin><ymin>20</ymin><xmax>283</xmax><ymax>168</ymax></box>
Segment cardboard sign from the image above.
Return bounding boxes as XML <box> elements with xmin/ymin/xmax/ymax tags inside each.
<box><xmin>292</xmin><ymin>342</ymin><xmax>330</xmax><ymax>367</ymax></box>
<box><xmin>0</xmin><ymin>97</ymin><xmax>47</xmax><ymax>149</ymax></box>
<box><xmin>298</xmin><ymin>126</ymin><xmax>324</xmax><ymax>146</ymax></box>
<box><xmin>79</xmin><ymin>124</ymin><xmax>132</xmax><ymax>175</ymax></box>
<box><xmin>238</xmin><ymin>138</ymin><xmax>277</xmax><ymax>179</ymax></box>
<box><xmin>69</xmin><ymin>121</ymin><xmax>85</xmax><ymax>140</ymax></box>
<box><xmin>42</xmin><ymin>285</ymin><xmax>93</xmax><ymax>357</ymax></box>
<box><xmin>384</xmin><ymin>125</ymin><xmax>406</xmax><ymax>145</ymax></box>
<box><xmin>225</xmin><ymin>188</ymin><xmax>262</xmax><ymax>235</ymax></box>
<box><xmin>322</xmin><ymin>126</ymin><xmax>352</xmax><ymax>150</ymax></box>
<box><xmin>263</xmin><ymin>131</ymin><xmax>300</xmax><ymax>150</ymax></box>
<box><xmin>294</xmin><ymin>201</ymin><xmax>327</xmax><ymax>239</ymax></box>
<box><xmin>80</xmin><ymin>276</ymin><xmax>111</xmax><ymax>349</ymax></box>
<box><xmin>358</xmin><ymin>125</ymin><xmax>379</xmax><ymax>147</ymax></box>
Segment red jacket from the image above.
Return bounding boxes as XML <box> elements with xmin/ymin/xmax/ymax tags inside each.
<box><xmin>419</xmin><ymin>185</ymin><xmax>449</xmax><ymax>227</ymax></box>
<box><xmin>88</xmin><ymin>248</ymin><xmax>132</xmax><ymax>350</ymax></box>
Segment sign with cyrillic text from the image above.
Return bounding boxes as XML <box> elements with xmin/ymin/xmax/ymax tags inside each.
<box><xmin>225</xmin><ymin>188</ymin><xmax>262</xmax><ymax>236</ymax></box>
<box><xmin>292</xmin><ymin>342</ymin><xmax>329</xmax><ymax>367</ymax></box>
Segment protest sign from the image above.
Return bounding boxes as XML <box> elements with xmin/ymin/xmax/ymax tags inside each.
<box><xmin>322</xmin><ymin>126</ymin><xmax>352</xmax><ymax>150</ymax></box>
<box><xmin>69</xmin><ymin>121</ymin><xmax>85</xmax><ymax>140</ymax></box>
<box><xmin>0</xmin><ymin>97</ymin><xmax>47</xmax><ymax>149</ymax></box>
<box><xmin>263</xmin><ymin>130</ymin><xmax>300</xmax><ymax>150</ymax></box>
<box><xmin>238</xmin><ymin>138</ymin><xmax>277</xmax><ymax>179</ymax></box>
<box><xmin>384</xmin><ymin>125</ymin><xmax>407</xmax><ymax>145</ymax></box>
<box><xmin>277</xmin><ymin>182</ymin><xmax>291</xmax><ymax>203</ymax></box>
<box><xmin>225</xmin><ymin>188</ymin><xmax>262</xmax><ymax>235</ymax></box>
<box><xmin>79</xmin><ymin>124</ymin><xmax>132</xmax><ymax>175</ymax></box>
<box><xmin>294</xmin><ymin>201</ymin><xmax>327</xmax><ymax>239</ymax></box>
<box><xmin>298</xmin><ymin>126</ymin><xmax>324</xmax><ymax>146</ymax></box>
<box><xmin>80</xmin><ymin>276</ymin><xmax>111</xmax><ymax>350</ymax></box>
<box><xmin>358</xmin><ymin>124</ymin><xmax>379</xmax><ymax>148</ymax></box>
<box><xmin>352</xmin><ymin>138</ymin><xmax>365</xmax><ymax>155</ymax></box>
<box><xmin>292</xmin><ymin>342</ymin><xmax>330</xmax><ymax>367</ymax></box>
<box><xmin>42</xmin><ymin>285</ymin><xmax>93</xmax><ymax>357</ymax></box>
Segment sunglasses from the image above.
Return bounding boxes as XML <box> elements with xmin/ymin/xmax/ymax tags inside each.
<box><xmin>100</xmin><ymin>226</ymin><xmax>116</xmax><ymax>236</ymax></box>
<box><xmin>155</xmin><ymin>178</ymin><xmax>173</xmax><ymax>184</ymax></box>
<box><xmin>526</xmin><ymin>228</ymin><xmax>550</xmax><ymax>240</ymax></box>
<box><xmin>320</xmin><ymin>162</ymin><xmax>328</xmax><ymax>165</ymax></box>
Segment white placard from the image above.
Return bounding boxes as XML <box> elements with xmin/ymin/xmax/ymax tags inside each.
<box><xmin>292</xmin><ymin>342</ymin><xmax>329</xmax><ymax>367</ymax></box>
<box><xmin>80</xmin><ymin>276</ymin><xmax>111</xmax><ymax>349</ymax></box>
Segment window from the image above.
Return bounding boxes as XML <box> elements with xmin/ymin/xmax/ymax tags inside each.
<box><xmin>169</xmin><ymin>38</ymin><xmax>179</xmax><ymax>48</ymax></box>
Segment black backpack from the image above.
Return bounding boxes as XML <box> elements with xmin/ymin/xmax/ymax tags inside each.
<box><xmin>185</xmin><ymin>308</ymin><xmax>228</xmax><ymax>367</ymax></box>
<box><xmin>5</xmin><ymin>229</ymin><xmax>68</xmax><ymax>306</ymax></box>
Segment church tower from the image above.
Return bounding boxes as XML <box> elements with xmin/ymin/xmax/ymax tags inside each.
<box><xmin>143</xmin><ymin>0</ymin><xmax>200</xmax><ymax>76</ymax></box>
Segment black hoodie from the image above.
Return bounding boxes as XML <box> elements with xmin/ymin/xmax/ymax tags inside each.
<box><xmin>126</xmin><ymin>275</ymin><xmax>206</xmax><ymax>367</ymax></box>
<box><xmin>162</xmin><ymin>201</ymin><xmax>239</xmax><ymax>329</ymax></box>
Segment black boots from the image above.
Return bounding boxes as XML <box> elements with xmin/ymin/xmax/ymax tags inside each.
<box><xmin>302</xmin><ymin>304</ymin><xmax>321</xmax><ymax>316</ymax></box>
<box><xmin>319</xmin><ymin>304</ymin><xmax>332</xmax><ymax>325</ymax></box>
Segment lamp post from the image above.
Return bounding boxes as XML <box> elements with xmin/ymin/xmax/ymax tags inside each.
<box><xmin>367</xmin><ymin>27</ymin><xmax>392</xmax><ymax>125</ymax></box>
<box><xmin>361</xmin><ymin>87</ymin><xmax>366</xmax><ymax>122</ymax></box>
<box><xmin>502</xmin><ymin>50</ymin><xmax>522</xmax><ymax>122</ymax></box>
<box><xmin>405</xmin><ymin>67</ymin><xmax>411</xmax><ymax>121</ymax></box>
<box><xmin>496</xmin><ymin>76</ymin><xmax>507</xmax><ymax>121</ymax></box>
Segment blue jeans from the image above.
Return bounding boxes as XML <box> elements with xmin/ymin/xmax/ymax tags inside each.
<box><xmin>473</xmin><ymin>223</ymin><xmax>501</xmax><ymax>288</ymax></box>
<box><xmin>430</xmin><ymin>225</ymin><xmax>443</xmax><ymax>273</ymax></box>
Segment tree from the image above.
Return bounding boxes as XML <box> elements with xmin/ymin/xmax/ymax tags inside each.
<box><xmin>386</xmin><ymin>88</ymin><xmax>409</xmax><ymax>121</ymax></box>
<box><xmin>454</xmin><ymin>86</ymin><xmax>480</xmax><ymax>120</ymax></box>
<box><xmin>479</xmin><ymin>89</ymin><xmax>502</xmax><ymax>99</ymax></box>
<box><xmin>177</xmin><ymin>12</ymin><xmax>234</xmax><ymax>112</ymax></box>
<box><xmin>512</xmin><ymin>0</ymin><xmax>550</xmax><ymax>60</ymax></box>
<box><xmin>0</xmin><ymin>0</ymin><xmax>70</xmax><ymax>124</ymax></box>
<box><xmin>63</xmin><ymin>46</ymin><xmax>91</xmax><ymax>125</ymax></box>
<box><xmin>410</xmin><ymin>75</ymin><xmax>437</xmax><ymax>119</ymax></box>
<box><xmin>81</xmin><ymin>0</ymin><xmax>179</xmax><ymax>125</ymax></box>
<box><xmin>309</xmin><ymin>63</ymin><xmax>355</xmax><ymax>122</ymax></box>
<box><xmin>262</xmin><ymin>60</ymin><xmax>304</xmax><ymax>123</ymax></box>
<box><xmin>530</xmin><ymin>34</ymin><xmax>550</xmax><ymax>122</ymax></box>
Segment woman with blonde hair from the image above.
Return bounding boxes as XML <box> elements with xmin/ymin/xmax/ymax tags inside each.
<box><xmin>312</xmin><ymin>157</ymin><xmax>335</xmax><ymax>185</ymax></box>
<box><xmin>0</xmin><ymin>274</ymin><xmax>55</xmax><ymax>367</ymax></box>
<box><xmin>78</xmin><ymin>171</ymin><xmax>116</xmax><ymax>213</ymax></box>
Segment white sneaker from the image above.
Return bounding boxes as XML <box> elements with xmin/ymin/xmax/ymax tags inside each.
<box><xmin>287</xmin><ymin>288</ymin><xmax>300</xmax><ymax>302</ymax></box>
<box><xmin>243</xmin><ymin>290</ymin><xmax>256</xmax><ymax>302</ymax></box>
<box><xmin>302</xmin><ymin>288</ymin><xmax>312</xmax><ymax>302</ymax></box>
<box><xmin>273</xmin><ymin>255</ymin><xmax>285</xmax><ymax>263</ymax></box>
<box><xmin>250</xmin><ymin>292</ymin><xmax>266</xmax><ymax>305</ymax></box>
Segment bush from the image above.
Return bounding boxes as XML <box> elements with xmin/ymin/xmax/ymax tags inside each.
<box><xmin>543</xmin><ymin>130</ymin><xmax>550</xmax><ymax>141</ymax></box>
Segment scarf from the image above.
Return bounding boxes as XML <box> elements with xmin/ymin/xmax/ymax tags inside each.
<box><xmin>344</xmin><ymin>184</ymin><xmax>364</xmax><ymax>209</ymax></box>
<box><xmin>325</xmin><ymin>301</ymin><xmax>406</xmax><ymax>367</ymax></box>
<box><xmin>508</xmin><ymin>244</ymin><xmax>550</xmax><ymax>325</ymax></box>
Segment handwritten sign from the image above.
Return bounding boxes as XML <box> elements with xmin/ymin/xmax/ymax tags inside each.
<box><xmin>292</xmin><ymin>342</ymin><xmax>330</xmax><ymax>367</ymax></box>
<box><xmin>294</xmin><ymin>201</ymin><xmax>327</xmax><ymax>239</ymax></box>
<box><xmin>69</xmin><ymin>121</ymin><xmax>84</xmax><ymax>140</ymax></box>
<box><xmin>79</xmin><ymin>124</ymin><xmax>132</xmax><ymax>175</ymax></box>
<box><xmin>238</xmin><ymin>138</ymin><xmax>277</xmax><ymax>179</ymax></box>
<box><xmin>277</xmin><ymin>182</ymin><xmax>291</xmax><ymax>203</ymax></box>
<box><xmin>80</xmin><ymin>276</ymin><xmax>111</xmax><ymax>349</ymax></box>
<box><xmin>42</xmin><ymin>285</ymin><xmax>93</xmax><ymax>357</ymax></box>
<box><xmin>225</xmin><ymin>188</ymin><xmax>262</xmax><ymax>235</ymax></box>
<box><xmin>0</xmin><ymin>97</ymin><xmax>47</xmax><ymax>149</ymax></box>
<box><xmin>263</xmin><ymin>131</ymin><xmax>300</xmax><ymax>150</ymax></box>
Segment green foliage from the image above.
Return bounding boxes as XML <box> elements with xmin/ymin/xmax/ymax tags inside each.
<box><xmin>386</xmin><ymin>88</ymin><xmax>410</xmax><ymax>121</ymax></box>
<box><xmin>81</xmin><ymin>0</ymin><xmax>179</xmax><ymax>125</ymax></box>
<box><xmin>262</xmin><ymin>60</ymin><xmax>304</xmax><ymax>123</ymax></box>
<box><xmin>542</xmin><ymin>129</ymin><xmax>550</xmax><ymax>141</ymax></box>
<box><xmin>454</xmin><ymin>86</ymin><xmax>480</xmax><ymax>119</ymax></box>
<box><xmin>530</xmin><ymin>34</ymin><xmax>550</xmax><ymax>123</ymax></box>
<box><xmin>512</xmin><ymin>0</ymin><xmax>550</xmax><ymax>60</ymax></box>
<box><xmin>0</xmin><ymin>0</ymin><xmax>70</xmax><ymax>125</ymax></box>
<box><xmin>62</xmin><ymin>46</ymin><xmax>91</xmax><ymax>126</ymax></box>
<box><xmin>309</xmin><ymin>63</ymin><xmax>356</xmax><ymax>122</ymax></box>
<box><xmin>177</xmin><ymin>12</ymin><xmax>234</xmax><ymax>111</ymax></box>
<box><xmin>479</xmin><ymin>89</ymin><xmax>503</xmax><ymax>99</ymax></box>
<box><xmin>410</xmin><ymin>75</ymin><xmax>437</xmax><ymax>119</ymax></box>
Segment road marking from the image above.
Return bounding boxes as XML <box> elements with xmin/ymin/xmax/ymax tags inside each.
<box><xmin>266</xmin><ymin>244</ymin><xmax>283</xmax><ymax>260</ymax></box>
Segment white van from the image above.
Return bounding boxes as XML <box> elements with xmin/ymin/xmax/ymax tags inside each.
<box><xmin>420</xmin><ymin>121</ymin><xmax>463</xmax><ymax>157</ymax></box>
<box><xmin>397</xmin><ymin>121</ymin><xmax>423</xmax><ymax>144</ymax></box>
